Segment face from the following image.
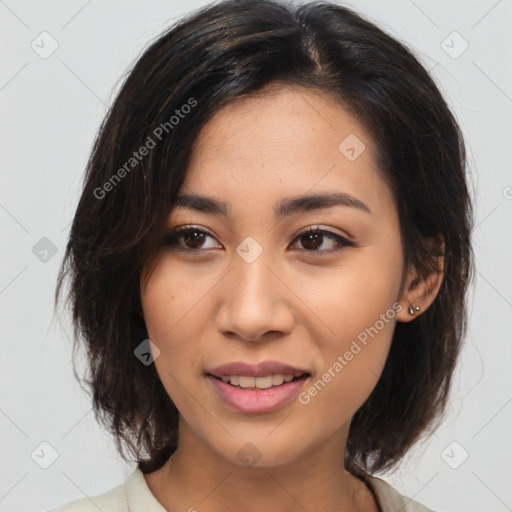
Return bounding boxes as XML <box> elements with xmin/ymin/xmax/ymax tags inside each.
<box><xmin>140</xmin><ymin>85</ymin><xmax>406</xmax><ymax>468</ymax></box>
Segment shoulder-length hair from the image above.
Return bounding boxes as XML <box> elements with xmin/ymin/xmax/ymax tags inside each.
<box><xmin>55</xmin><ymin>0</ymin><xmax>474</xmax><ymax>475</ymax></box>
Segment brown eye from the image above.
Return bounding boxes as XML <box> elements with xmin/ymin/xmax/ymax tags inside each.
<box><xmin>291</xmin><ymin>227</ymin><xmax>356</xmax><ymax>254</ymax></box>
<box><xmin>163</xmin><ymin>225</ymin><xmax>356</xmax><ymax>255</ymax></box>
<box><xmin>300</xmin><ymin>230</ymin><xmax>324</xmax><ymax>251</ymax></box>
<box><xmin>163</xmin><ymin>226</ymin><xmax>220</xmax><ymax>251</ymax></box>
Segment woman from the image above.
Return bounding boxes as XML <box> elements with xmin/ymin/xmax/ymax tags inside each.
<box><xmin>51</xmin><ymin>0</ymin><xmax>473</xmax><ymax>510</ymax></box>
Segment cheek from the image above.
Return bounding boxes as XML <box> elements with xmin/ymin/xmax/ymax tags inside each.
<box><xmin>140</xmin><ymin>263</ymin><xmax>207</xmax><ymax>408</ymax></box>
<box><xmin>141</xmin><ymin>257</ymin><xmax>213</xmax><ymax>345</ymax></box>
<box><xmin>292</xmin><ymin>252</ymin><xmax>402</xmax><ymax>420</ymax></box>
<box><xmin>296</xmin><ymin>314</ymin><xmax>396</xmax><ymax>433</ymax></box>
<box><xmin>293</xmin><ymin>250</ymin><xmax>401</xmax><ymax>347</ymax></box>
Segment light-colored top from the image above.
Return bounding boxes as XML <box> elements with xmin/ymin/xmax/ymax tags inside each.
<box><xmin>48</xmin><ymin>467</ymin><xmax>435</xmax><ymax>512</ymax></box>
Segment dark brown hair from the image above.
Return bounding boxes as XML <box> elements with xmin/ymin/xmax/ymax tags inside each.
<box><xmin>54</xmin><ymin>0</ymin><xmax>474</xmax><ymax>476</ymax></box>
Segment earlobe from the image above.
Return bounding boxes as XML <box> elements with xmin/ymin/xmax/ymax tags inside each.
<box><xmin>396</xmin><ymin>270</ymin><xmax>423</xmax><ymax>323</ymax></box>
<box><xmin>407</xmin><ymin>304</ymin><xmax>421</xmax><ymax>316</ymax></box>
<box><xmin>396</xmin><ymin>240</ymin><xmax>445</xmax><ymax>323</ymax></box>
<box><xmin>396</xmin><ymin>274</ymin><xmax>441</xmax><ymax>322</ymax></box>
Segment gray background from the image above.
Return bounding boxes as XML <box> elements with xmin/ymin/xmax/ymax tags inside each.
<box><xmin>1</xmin><ymin>0</ymin><xmax>511</xmax><ymax>511</ymax></box>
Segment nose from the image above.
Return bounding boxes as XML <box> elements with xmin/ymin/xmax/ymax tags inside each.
<box><xmin>215</xmin><ymin>248</ymin><xmax>295</xmax><ymax>343</ymax></box>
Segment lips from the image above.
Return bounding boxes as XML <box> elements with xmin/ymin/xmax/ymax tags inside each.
<box><xmin>206</xmin><ymin>372</ymin><xmax>311</xmax><ymax>413</ymax></box>
<box><xmin>205</xmin><ymin>360</ymin><xmax>312</xmax><ymax>413</ymax></box>
<box><xmin>206</xmin><ymin>360</ymin><xmax>311</xmax><ymax>378</ymax></box>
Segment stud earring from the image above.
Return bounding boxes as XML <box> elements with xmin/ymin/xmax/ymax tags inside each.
<box><xmin>408</xmin><ymin>304</ymin><xmax>421</xmax><ymax>315</ymax></box>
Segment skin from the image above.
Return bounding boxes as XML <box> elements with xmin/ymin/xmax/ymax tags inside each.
<box><xmin>139</xmin><ymin>84</ymin><xmax>443</xmax><ymax>512</ymax></box>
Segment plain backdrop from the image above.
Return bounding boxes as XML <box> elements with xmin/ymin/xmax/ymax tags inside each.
<box><xmin>1</xmin><ymin>1</ymin><xmax>511</xmax><ymax>511</ymax></box>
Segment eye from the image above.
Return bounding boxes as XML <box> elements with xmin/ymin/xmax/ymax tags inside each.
<box><xmin>162</xmin><ymin>226</ymin><xmax>220</xmax><ymax>252</ymax></box>
<box><xmin>290</xmin><ymin>226</ymin><xmax>356</xmax><ymax>255</ymax></box>
<box><xmin>162</xmin><ymin>225</ymin><xmax>356</xmax><ymax>254</ymax></box>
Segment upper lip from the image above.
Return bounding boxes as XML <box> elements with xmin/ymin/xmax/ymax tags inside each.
<box><xmin>207</xmin><ymin>360</ymin><xmax>310</xmax><ymax>378</ymax></box>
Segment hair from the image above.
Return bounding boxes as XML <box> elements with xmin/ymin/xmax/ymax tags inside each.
<box><xmin>54</xmin><ymin>0</ymin><xmax>474</xmax><ymax>476</ymax></box>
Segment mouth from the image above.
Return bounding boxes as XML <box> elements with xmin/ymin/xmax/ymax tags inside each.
<box><xmin>205</xmin><ymin>372</ymin><xmax>312</xmax><ymax>414</ymax></box>
<box><xmin>207</xmin><ymin>372</ymin><xmax>311</xmax><ymax>390</ymax></box>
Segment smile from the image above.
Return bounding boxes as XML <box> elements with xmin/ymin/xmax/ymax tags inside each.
<box><xmin>206</xmin><ymin>373</ymin><xmax>310</xmax><ymax>413</ymax></box>
<box><xmin>216</xmin><ymin>373</ymin><xmax>308</xmax><ymax>389</ymax></box>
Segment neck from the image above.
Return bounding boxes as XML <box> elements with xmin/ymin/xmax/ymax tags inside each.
<box><xmin>143</xmin><ymin>420</ymin><xmax>378</xmax><ymax>512</ymax></box>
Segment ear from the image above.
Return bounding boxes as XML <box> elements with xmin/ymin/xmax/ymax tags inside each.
<box><xmin>396</xmin><ymin>236</ymin><xmax>445</xmax><ymax>323</ymax></box>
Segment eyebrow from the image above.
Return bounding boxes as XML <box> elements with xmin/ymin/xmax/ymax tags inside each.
<box><xmin>171</xmin><ymin>191</ymin><xmax>371</xmax><ymax>218</ymax></box>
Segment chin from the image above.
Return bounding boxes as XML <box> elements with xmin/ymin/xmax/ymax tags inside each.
<box><xmin>210</xmin><ymin>436</ymin><xmax>305</xmax><ymax>469</ymax></box>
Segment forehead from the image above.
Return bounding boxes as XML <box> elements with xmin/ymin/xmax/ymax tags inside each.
<box><xmin>177</xmin><ymin>86</ymin><xmax>394</xmax><ymax>219</ymax></box>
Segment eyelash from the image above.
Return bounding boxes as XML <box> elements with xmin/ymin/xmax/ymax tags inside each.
<box><xmin>162</xmin><ymin>225</ymin><xmax>356</xmax><ymax>255</ymax></box>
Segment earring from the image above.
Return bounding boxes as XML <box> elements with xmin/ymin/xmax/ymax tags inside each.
<box><xmin>408</xmin><ymin>304</ymin><xmax>421</xmax><ymax>315</ymax></box>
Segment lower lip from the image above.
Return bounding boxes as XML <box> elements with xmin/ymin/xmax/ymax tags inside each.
<box><xmin>206</xmin><ymin>375</ymin><xmax>310</xmax><ymax>414</ymax></box>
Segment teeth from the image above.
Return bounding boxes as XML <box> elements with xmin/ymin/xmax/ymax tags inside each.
<box><xmin>239</xmin><ymin>376</ymin><xmax>256</xmax><ymax>388</ymax></box>
<box><xmin>218</xmin><ymin>373</ymin><xmax>305</xmax><ymax>389</ymax></box>
<box><xmin>272</xmin><ymin>374</ymin><xmax>284</xmax><ymax>386</ymax></box>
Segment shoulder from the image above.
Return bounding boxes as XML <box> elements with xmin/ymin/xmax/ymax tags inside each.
<box><xmin>46</xmin><ymin>482</ymin><xmax>127</xmax><ymax>512</ymax></box>
<box><xmin>367</xmin><ymin>475</ymin><xmax>437</xmax><ymax>512</ymax></box>
<box><xmin>46</xmin><ymin>467</ymin><xmax>166</xmax><ymax>512</ymax></box>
